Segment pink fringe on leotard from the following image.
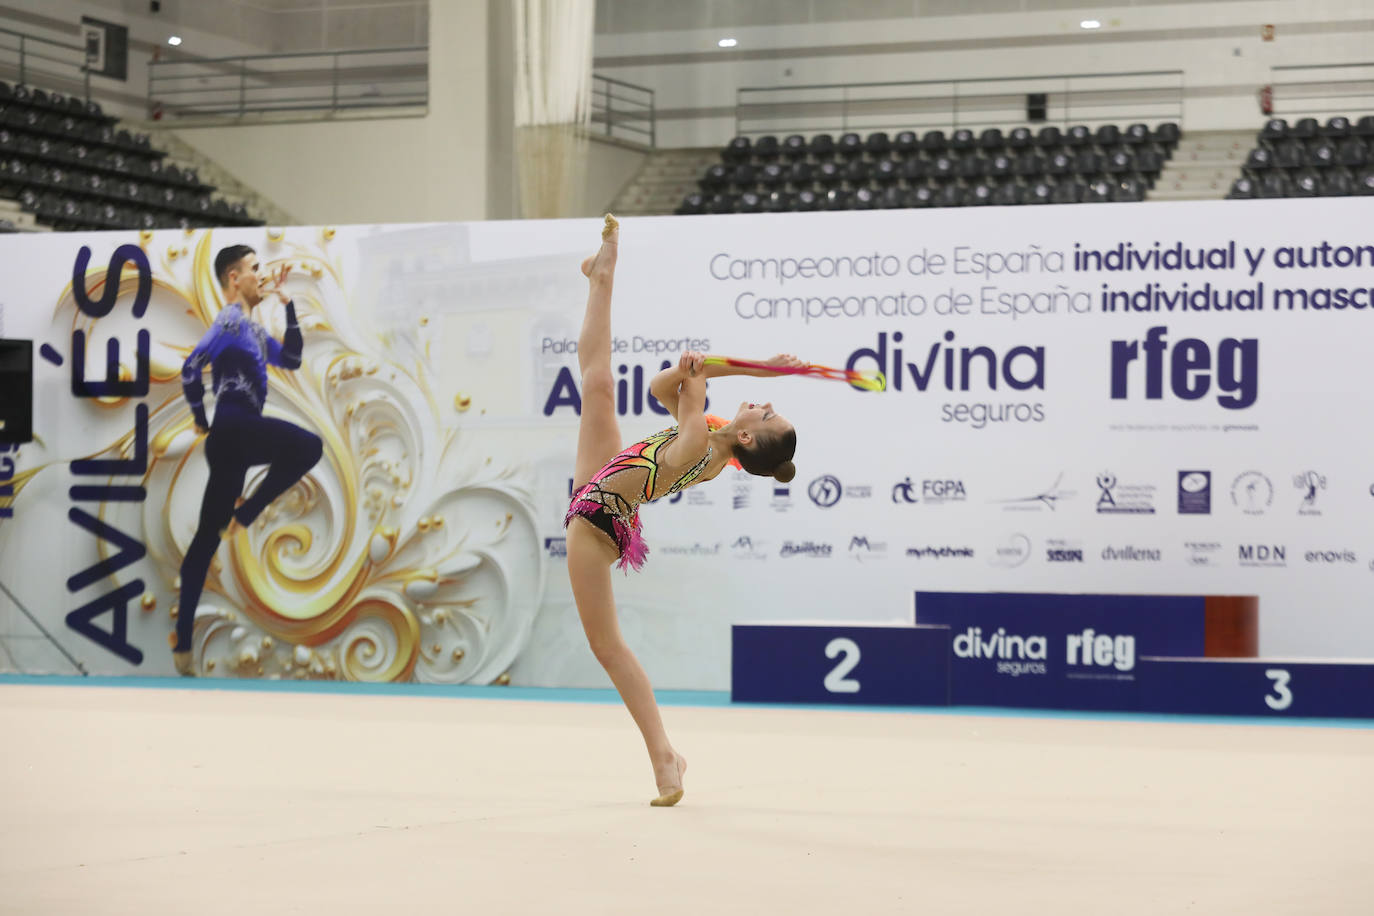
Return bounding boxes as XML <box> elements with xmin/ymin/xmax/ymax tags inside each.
<box><xmin>565</xmin><ymin>494</ymin><xmax>649</xmax><ymax>573</ymax></box>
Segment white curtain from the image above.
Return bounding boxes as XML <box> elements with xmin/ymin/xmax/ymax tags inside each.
<box><xmin>513</xmin><ymin>0</ymin><xmax>596</xmax><ymax>219</ymax></box>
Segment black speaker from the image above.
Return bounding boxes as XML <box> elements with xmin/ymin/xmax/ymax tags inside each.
<box><xmin>0</xmin><ymin>339</ymin><xmax>33</xmax><ymax>444</ymax></box>
<box><xmin>1027</xmin><ymin>93</ymin><xmax>1048</xmax><ymax>123</ymax></box>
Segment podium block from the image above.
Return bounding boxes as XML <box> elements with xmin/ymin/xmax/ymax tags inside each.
<box><xmin>1139</xmin><ymin>658</ymin><xmax>1374</xmax><ymax>718</ymax></box>
<box><xmin>914</xmin><ymin>591</ymin><xmax>1211</xmax><ymax>710</ymax></box>
<box><xmin>731</xmin><ymin>624</ymin><xmax>950</xmax><ymax>706</ymax></box>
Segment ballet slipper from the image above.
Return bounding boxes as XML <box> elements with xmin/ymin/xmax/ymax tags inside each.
<box><xmin>582</xmin><ymin>214</ymin><xmax>620</xmax><ymax>278</ymax></box>
<box><xmin>650</xmin><ymin>753</ymin><xmax>686</xmax><ymax>807</ymax></box>
<box><xmin>172</xmin><ymin>650</ymin><xmax>196</xmax><ymax>677</ymax></box>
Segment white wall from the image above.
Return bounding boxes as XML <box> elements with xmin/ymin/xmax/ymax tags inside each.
<box><xmin>591</xmin><ymin>0</ymin><xmax>1374</xmax><ymax>147</ymax></box>
<box><xmin>167</xmin><ymin>1</ymin><xmax>492</xmax><ymax>226</ymax></box>
<box><xmin>581</xmin><ymin>136</ymin><xmax>646</xmax><ymax>216</ymax></box>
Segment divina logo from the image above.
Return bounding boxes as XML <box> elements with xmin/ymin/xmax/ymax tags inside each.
<box><xmin>846</xmin><ymin>331</ymin><xmax>1046</xmax><ymax>430</ymax></box>
<box><xmin>953</xmin><ymin>626</ymin><xmax>1048</xmax><ymax>677</ymax></box>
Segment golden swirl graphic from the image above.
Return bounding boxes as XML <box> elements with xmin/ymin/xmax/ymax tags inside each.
<box><xmin>10</xmin><ymin>226</ymin><xmax>543</xmax><ymax>682</ymax></box>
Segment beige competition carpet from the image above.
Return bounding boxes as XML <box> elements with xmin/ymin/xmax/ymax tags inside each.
<box><xmin>1</xmin><ymin>682</ymin><xmax>1372</xmax><ymax>915</ymax></box>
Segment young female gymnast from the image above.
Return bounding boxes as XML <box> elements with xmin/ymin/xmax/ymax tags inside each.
<box><xmin>173</xmin><ymin>245</ymin><xmax>323</xmax><ymax>676</ymax></box>
<box><xmin>565</xmin><ymin>214</ymin><xmax>801</xmax><ymax>807</ymax></box>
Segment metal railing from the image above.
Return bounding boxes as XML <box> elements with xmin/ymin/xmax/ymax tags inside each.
<box><xmin>0</xmin><ymin>26</ymin><xmax>92</xmax><ymax>100</ymax></box>
<box><xmin>147</xmin><ymin>46</ymin><xmax>428</xmax><ymax>118</ymax></box>
<box><xmin>1270</xmin><ymin>61</ymin><xmax>1374</xmax><ymax>119</ymax></box>
<box><xmin>735</xmin><ymin>70</ymin><xmax>1184</xmax><ymax>137</ymax></box>
<box><xmin>591</xmin><ymin>74</ymin><xmax>655</xmax><ymax>147</ymax></box>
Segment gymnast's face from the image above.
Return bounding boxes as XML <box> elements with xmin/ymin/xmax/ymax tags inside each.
<box><xmin>733</xmin><ymin>401</ymin><xmax>792</xmax><ymax>440</ymax></box>
<box><xmin>225</xmin><ymin>254</ymin><xmax>268</xmax><ymax>309</ymax></box>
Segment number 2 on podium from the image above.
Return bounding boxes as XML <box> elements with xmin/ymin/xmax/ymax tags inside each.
<box><xmin>824</xmin><ymin>637</ymin><xmax>861</xmax><ymax>693</ymax></box>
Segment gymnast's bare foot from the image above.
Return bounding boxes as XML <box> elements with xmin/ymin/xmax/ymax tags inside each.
<box><xmin>581</xmin><ymin>213</ymin><xmax>620</xmax><ymax>279</ymax></box>
<box><xmin>651</xmin><ymin>751</ymin><xmax>687</xmax><ymax>807</ymax></box>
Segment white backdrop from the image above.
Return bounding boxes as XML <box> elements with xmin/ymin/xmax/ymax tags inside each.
<box><xmin>1</xmin><ymin>199</ymin><xmax>1371</xmax><ymax>687</ymax></box>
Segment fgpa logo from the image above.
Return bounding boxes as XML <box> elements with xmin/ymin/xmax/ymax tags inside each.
<box><xmin>543</xmin><ymin>537</ymin><xmax>567</xmax><ymax>559</ymax></box>
<box><xmin>891</xmin><ymin>477</ymin><xmax>919</xmax><ymax>504</ymax></box>
<box><xmin>921</xmin><ymin>479</ymin><xmax>967</xmax><ymax>504</ymax></box>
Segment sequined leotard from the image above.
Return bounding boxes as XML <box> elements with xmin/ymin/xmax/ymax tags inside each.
<box><xmin>565</xmin><ymin>416</ymin><xmax>731</xmax><ymax>572</ymax></box>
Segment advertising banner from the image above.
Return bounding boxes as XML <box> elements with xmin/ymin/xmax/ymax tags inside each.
<box><xmin>1</xmin><ymin>199</ymin><xmax>1371</xmax><ymax>685</ymax></box>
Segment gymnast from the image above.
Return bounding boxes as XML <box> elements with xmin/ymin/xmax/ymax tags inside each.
<box><xmin>564</xmin><ymin>214</ymin><xmax>801</xmax><ymax>806</ymax></box>
<box><xmin>172</xmin><ymin>245</ymin><xmax>322</xmax><ymax>676</ymax></box>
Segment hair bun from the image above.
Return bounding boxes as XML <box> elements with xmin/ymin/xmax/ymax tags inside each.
<box><xmin>773</xmin><ymin>461</ymin><xmax>796</xmax><ymax>484</ymax></box>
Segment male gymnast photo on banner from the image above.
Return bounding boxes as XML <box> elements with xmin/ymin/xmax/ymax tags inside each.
<box><xmin>172</xmin><ymin>245</ymin><xmax>323</xmax><ymax>676</ymax></box>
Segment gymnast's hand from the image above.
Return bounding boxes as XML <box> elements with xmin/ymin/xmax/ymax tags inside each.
<box><xmin>266</xmin><ymin>262</ymin><xmax>292</xmax><ymax>305</ymax></box>
<box><xmin>679</xmin><ymin>350</ymin><xmax>706</xmax><ymax>378</ymax></box>
<box><xmin>763</xmin><ymin>353</ymin><xmax>806</xmax><ymax>374</ymax></box>
<box><xmin>195</xmin><ymin>423</ymin><xmax>209</xmax><ymax>436</ymax></box>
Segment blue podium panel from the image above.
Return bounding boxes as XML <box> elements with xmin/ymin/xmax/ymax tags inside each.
<box><xmin>731</xmin><ymin>624</ymin><xmax>950</xmax><ymax>706</ymax></box>
<box><xmin>1140</xmin><ymin>658</ymin><xmax>1374</xmax><ymax>719</ymax></box>
<box><xmin>913</xmin><ymin>592</ymin><xmax>1208</xmax><ymax>711</ymax></box>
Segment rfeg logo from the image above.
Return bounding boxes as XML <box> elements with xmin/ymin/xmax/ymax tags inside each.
<box><xmin>1065</xmin><ymin>628</ymin><xmax>1136</xmax><ymax>672</ymax></box>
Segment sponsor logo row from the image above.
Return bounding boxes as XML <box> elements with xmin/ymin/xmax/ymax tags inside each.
<box><xmin>546</xmin><ymin>536</ymin><xmax>1366</xmax><ymax>568</ymax></box>
<box><xmin>675</xmin><ymin>470</ymin><xmax>1364</xmax><ymax>517</ymax></box>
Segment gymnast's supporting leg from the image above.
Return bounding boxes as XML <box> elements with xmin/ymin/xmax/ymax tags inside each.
<box><xmin>566</xmin><ymin>215</ymin><xmax>687</xmax><ymax>805</ymax></box>
<box><xmin>174</xmin><ymin>449</ymin><xmax>248</xmax><ymax>671</ymax></box>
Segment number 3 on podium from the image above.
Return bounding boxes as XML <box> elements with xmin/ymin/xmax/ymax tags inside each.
<box><xmin>824</xmin><ymin>637</ymin><xmax>861</xmax><ymax>694</ymax></box>
<box><xmin>1264</xmin><ymin>668</ymin><xmax>1292</xmax><ymax>711</ymax></box>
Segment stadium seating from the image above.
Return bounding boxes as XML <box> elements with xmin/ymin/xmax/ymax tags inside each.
<box><xmin>0</xmin><ymin>80</ymin><xmax>262</xmax><ymax>231</ymax></box>
<box><xmin>677</xmin><ymin>120</ymin><xmax>1178</xmax><ymax>214</ymax></box>
<box><xmin>1227</xmin><ymin>115</ymin><xmax>1372</xmax><ymax>200</ymax></box>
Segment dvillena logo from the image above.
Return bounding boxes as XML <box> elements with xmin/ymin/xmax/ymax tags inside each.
<box><xmin>544</xmin><ymin>537</ymin><xmax>567</xmax><ymax>559</ymax></box>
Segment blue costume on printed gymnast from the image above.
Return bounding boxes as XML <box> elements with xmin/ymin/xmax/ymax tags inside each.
<box><xmin>174</xmin><ymin>301</ymin><xmax>322</xmax><ymax>653</ymax></box>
